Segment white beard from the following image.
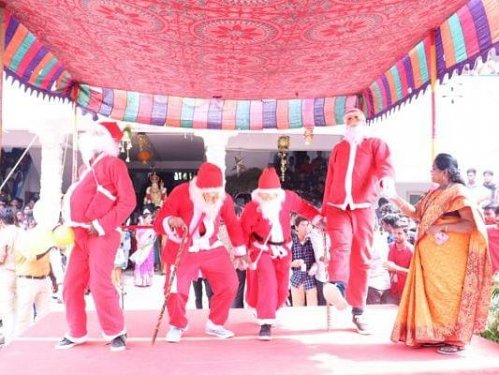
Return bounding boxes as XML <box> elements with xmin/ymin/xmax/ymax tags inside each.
<box><xmin>189</xmin><ymin>179</ymin><xmax>225</xmax><ymax>222</ymax></box>
<box><xmin>252</xmin><ymin>189</ymin><xmax>286</xmax><ymax>242</ymax></box>
<box><xmin>344</xmin><ymin>124</ymin><xmax>366</xmax><ymax>144</ymax></box>
<box><xmin>79</xmin><ymin>130</ymin><xmax>120</xmax><ymax>166</ymax></box>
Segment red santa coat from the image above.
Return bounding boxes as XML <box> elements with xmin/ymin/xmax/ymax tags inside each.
<box><xmin>322</xmin><ymin>137</ymin><xmax>394</xmax><ymax>212</ymax></box>
<box><xmin>154</xmin><ymin>182</ymin><xmax>246</xmax><ymax>264</ymax></box>
<box><xmin>63</xmin><ymin>153</ymin><xmax>136</xmax><ymax>234</ymax></box>
<box><xmin>61</xmin><ymin>153</ymin><xmax>136</xmax><ymax>340</ymax></box>
<box><xmin>322</xmin><ymin>136</ymin><xmax>394</xmax><ymax>310</ymax></box>
<box><xmin>153</xmin><ymin>181</ymin><xmax>245</xmax><ymax>328</ymax></box>
<box><xmin>240</xmin><ymin>190</ymin><xmax>320</xmax><ymax>249</ymax></box>
<box><xmin>240</xmin><ymin>190</ymin><xmax>320</xmax><ymax>321</ymax></box>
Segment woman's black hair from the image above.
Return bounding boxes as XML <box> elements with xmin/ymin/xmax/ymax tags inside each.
<box><xmin>434</xmin><ymin>153</ymin><xmax>465</xmax><ymax>185</ymax></box>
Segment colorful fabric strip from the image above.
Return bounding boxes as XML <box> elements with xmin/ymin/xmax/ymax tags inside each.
<box><xmin>363</xmin><ymin>0</ymin><xmax>498</xmax><ymax>120</ymax></box>
<box><xmin>76</xmin><ymin>85</ymin><xmax>357</xmax><ymax>130</ymax></box>
<box><xmin>3</xmin><ymin>11</ymin><xmax>73</xmax><ymax>98</ymax></box>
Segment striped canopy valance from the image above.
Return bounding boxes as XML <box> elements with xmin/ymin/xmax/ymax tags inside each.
<box><xmin>77</xmin><ymin>84</ymin><xmax>358</xmax><ymax>130</ymax></box>
<box><xmin>363</xmin><ymin>0</ymin><xmax>498</xmax><ymax>120</ymax></box>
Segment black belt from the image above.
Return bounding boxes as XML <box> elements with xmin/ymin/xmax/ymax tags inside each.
<box><xmin>251</xmin><ymin>234</ymin><xmax>285</xmax><ymax>246</ymax></box>
<box><xmin>18</xmin><ymin>275</ymin><xmax>48</xmax><ymax>280</ymax></box>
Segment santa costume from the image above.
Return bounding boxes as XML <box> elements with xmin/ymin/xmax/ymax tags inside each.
<box><xmin>321</xmin><ymin>107</ymin><xmax>395</xmax><ymax>334</ymax></box>
<box><xmin>240</xmin><ymin>167</ymin><xmax>321</xmax><ymax>340</ymax></box>
<box><xmin>56</xmin><ymin>121</ymin><xmax>136</xmax><ymax>351</ymax></box>
<box><xmin>153</xmin><ymin>162</ymin><xmax>246</xmax><ymax>343</ymax></box>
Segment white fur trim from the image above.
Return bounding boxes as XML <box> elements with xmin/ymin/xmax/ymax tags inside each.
<box><xmin>64</xmin><ymin>334</ymin><xmax>88</xmax><ymax>343</ymax></box>
<box><xmin>233</xmin><ymin>245</ymin><xmax>246</xmax><ymax>256</ymax></box>
<box><xmin>191</xmin><ymin>176</ymin><xmax>225</xmax><ymax>193</ymax></box>
<box><xmin>162</xmin><ymin>217</ymin><xmax>182</xmax><ymax>244</ymax></box>
<box><xmin>257</xmin><ymin>319</ymin><xmax>275</xmax><ymax>325</ymax></box>
<box><xmin>92</xmin><ymin>219</ymin><xmax>105</xmax><ymax>236</ymax></box>
<box><xmin>251</xmin><ymin>188</ymin><xmax>284</xmax><ymax>199</ymax></box>
<box><xmin>102</xmin><ymin>328</ymin><xmax>127</xmax><ymax>341</ymax></box>
<box><xmin>380</xmin><ymin>177</ymin><xmax>396</xmax><ymax>199</ymax></box>
<box><xmin>96</xmin><ymin>184</ymin><xmax>117</xmax><ymax>201</ymax></box>
<box><xmin>343</xmin><ymin>140</ymin><xmax>357</xmax><ymax>209</ymax></box>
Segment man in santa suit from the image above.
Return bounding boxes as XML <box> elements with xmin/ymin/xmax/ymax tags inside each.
<box><xmin>56</xmin><ymin>121</ymin><xmax>136</xmax><ymax>351</ymax></box>
<box><xmin>322</xmin><ymin>107</ymin><xmax>395</xmax><ymax>334</ymax></box>
<box><xmin>240</xmin><ymin>167</ymin><xmax>321</xmax><ymax>340</ymax></box>
<box><xmin>153</xmin><ymin>162</ymin><xmax>247</xmax><ymax>343</ymax></box>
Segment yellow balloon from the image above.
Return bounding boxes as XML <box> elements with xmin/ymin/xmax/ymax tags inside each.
<box><xmin>53</xmin><ymin>225</ymin><xmax>75</xmax><ymax>247</ymax></box>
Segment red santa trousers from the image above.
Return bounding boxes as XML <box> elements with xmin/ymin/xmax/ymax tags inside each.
<box><xmin>246</xmin><ymin>249</ymin><xmax>291</xmax><ymax>322</ymax></box>
<box><xmin>165</xmin><ymin>246</ymin><xmax>237</xmax><ymax>329</ymax></box>
<box><xmin>327</xmin><ymin>207</ymin><xmax>375</xmax><ymax>310</ymax></box>
<box><xmin>63</xmin><ymin>228</ymin><xmax>124</xmax><ymax>339</ymax></box>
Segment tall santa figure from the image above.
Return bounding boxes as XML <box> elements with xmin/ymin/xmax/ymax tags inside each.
<box><xmin>321</xmin><ymin>107</ymin><xmax>395</xmax><ymax>334</ymax></box>
<box><xmin>56</xmin><ymin>121</ymin><xmax>136</xmax><ymax>352</ymax></box>
<box><xmin>240</xmin><ymin>167</ymin><xmax>321</xmax><ymax>340</ymax></box>
<box><xmin>153</xmin><ymin>162</ymin><xmax>247</xmax><ymax>343</ymax></box>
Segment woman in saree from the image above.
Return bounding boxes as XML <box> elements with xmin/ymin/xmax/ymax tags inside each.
<box><xmin>389</xmin><ymin>153</ymin><xmax>492</xmax><ymax>354</ymax></box>
<box><xmin>130</xmin><ymin>211</ymin><xmax>157</xmax><ymax>287</ymax></box>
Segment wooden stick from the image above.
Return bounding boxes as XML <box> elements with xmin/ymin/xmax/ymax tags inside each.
<box><xmin>322</xmin><ymin>229</ymin><xmax>331</xmax><ymax>331</ymax></box>
<box><xmin>151</xmin><ymin>230</ymin><xmax>187</xmax><ymax>345</ymax></box>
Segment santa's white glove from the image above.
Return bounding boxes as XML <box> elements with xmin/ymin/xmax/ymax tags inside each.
<box><xmin>380</xmin><ymin>177</ymin><xmax>396</xmax><ymax>199</ymax></box>
<box><xmin>233</xmin><ymin>255</ymin><xmax>250</xmax><ymax>271</ymax></box>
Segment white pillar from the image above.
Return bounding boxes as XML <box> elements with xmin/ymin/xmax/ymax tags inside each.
<box><xmin>34</xmin><ymin>124</ymin><xmax>65</xmax><ymax>230</ymax></box>
<box><xmin>197</xmin><ymin>131</ymin><xmax>234</xmax><ymax>179</ymax></box>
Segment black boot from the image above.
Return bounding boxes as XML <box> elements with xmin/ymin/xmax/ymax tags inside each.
<box><xmin>258</xmin><ymin>324</ymin><xmax>272</xmax><ymax>341</ymax></box>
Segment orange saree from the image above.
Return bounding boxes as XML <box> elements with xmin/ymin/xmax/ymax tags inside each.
<box><xmin>391</xmin><ymin>184</ymin><xmax>492</xmax><ymax>347</ymax></box>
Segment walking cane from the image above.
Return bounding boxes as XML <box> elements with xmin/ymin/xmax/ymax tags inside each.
<box><xmin>322</xmin><ymin>229</ymin><xmax>332</xmax><ymax>331</ymax></box>
<box><xmin>120</xmin><ymin>285</ymin><xmax>125</xmax><ymax>310</ymax></box>
<box><xmin>151</xmin><ymin>230</ymin><xmax>188</xmax><ymax>345</ymax></box>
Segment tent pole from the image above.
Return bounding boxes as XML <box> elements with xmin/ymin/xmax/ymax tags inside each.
<box><xmin>0</xmin><ymin>6</ymin><xmax>5</xmax><ymax>167</ymax></box>
<box><xmin>72</xmin><ymin>104</ymin><xmax>78</xmax><ymax>183</ymax></box>
<box><xmin>430</xmin><ymin>29</ymin><xmax>438</xmax><ymax>160</ymax></box>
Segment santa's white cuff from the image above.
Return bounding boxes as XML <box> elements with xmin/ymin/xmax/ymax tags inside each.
<box><xmin>102</xmin><ymin>328</ymin><xmax>127</xmax><ymax>342</ymax></box>
<box><xmin>380</xmin><ymin>177</ymin><xmax>396</xmax><ymax>198</ymax></box>
<box><xmin>233</xmin><ymin>245</ymin><xmax>246</xmax><ymax>256</ymax></box>
<box><xmin>380</xmin><ymin>177</ymin><xmax>395</xmax><ymax>189</ymax></box>
<box><xmin>64</xmin><ymin>334</ymin><xmax>88</xmax><ymax>344</ymax></box>
<box><xmin>92</xmin><ymin>220</ymin><xmax>105</xmax><ymax>236</ymax></box>
<box><xmin>162</xmin><ymin>216</ymin><xmax>182</xmax><ymax>243</ymax></box>
<box><xmin>257</xmin><ymin>319</ymin><xmax>275</xmax><ymax>325</ymax></box>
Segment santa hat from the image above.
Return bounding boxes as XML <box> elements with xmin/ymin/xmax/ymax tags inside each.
<box><xmin>257</xmin><ymin>167</ymin><xmax>282</xmax><ymax>193</ymax></box>
<box><xmin>97</xmin><ymin>121</ymin><xmax>123</xmax><ymax>142</ymax></box>
<box><xmin>196</xmin><ymin>162</ymin><xmax>224</xmax><ymax>191</ymax></box>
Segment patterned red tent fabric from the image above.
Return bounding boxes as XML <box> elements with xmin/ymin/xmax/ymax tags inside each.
<box><xmin>2</xmin><ymin>0</ymin><xmax>498</xmax><ymax>125</ymax></box>
<box><xmin>5</xmin><ymin>0</ymin><xmax>470</xmax><ymax>100</ymax></box>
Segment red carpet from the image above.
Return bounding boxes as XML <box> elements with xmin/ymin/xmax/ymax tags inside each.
<box><xmin>1</xmin><ymin>305</ymin><xmax>498</xmax><ymax>375</ymax></box>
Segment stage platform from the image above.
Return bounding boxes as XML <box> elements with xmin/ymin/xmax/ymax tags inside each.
<box><xmin>1</xmin><ymin>305</ymin><xmax>498</xmax><ymax>375</ymax></box>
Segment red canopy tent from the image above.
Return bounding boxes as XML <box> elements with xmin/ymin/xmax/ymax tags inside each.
<box><xmin>1</xmin><ymin>0</ymin><xmax>498</xmax><ymax>129</ymax></box>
